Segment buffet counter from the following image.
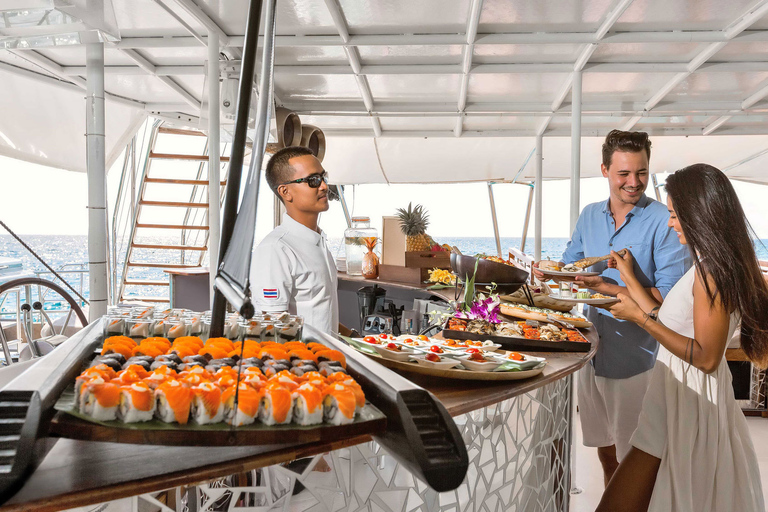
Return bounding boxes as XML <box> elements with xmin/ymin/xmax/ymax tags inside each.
<box><xmin>0</xmin><ymin>327</ymin><xmax>596</xmax><ymax>512</ymax></box>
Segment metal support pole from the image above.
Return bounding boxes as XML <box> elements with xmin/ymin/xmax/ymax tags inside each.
<box><xmin>570</xmin><ymin>70</ymin><xmax>582</xmax><ymax>233</ymax></box>
<box><xmin>337</xmin><ymin>185</ymin><xmax>352</xmax><ymax>228</ymax></box>
<box><xmin>534</xmin><ymin>134</ymin><xmax>543</xmax><ymax>261</ymax></box>
<box><xmin>651</xmin><ymin>173</ymin><xmax>662</xmax><ymax>202</ymax></box>
<box><xmin>487</xmin><ymin>182</ymin><xmax>502</xmax><ymax>257</ymax></box>
<box><xmin>86</xmin><ymin>42</ymin><xmax>108</xmax><ymax>322</ymax></box>
<box><xmin>273</xmin><ymin>195</ymin><xmax>285</xmax><ymax>228</ymax></box>
<box><xmin>520</xmin><ymin>184</ymin><xmax>534</xmax><ymax>253</ymax></box>
<box><xmin>208</xmin><ymin>30</ymin><xmax>221</xmax><ymax>305</ymax></box>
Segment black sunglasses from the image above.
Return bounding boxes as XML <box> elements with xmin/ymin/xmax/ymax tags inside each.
<box><xmin>280</xmin><ymin>172</ymin><xmax>328</xmax><ymax>189</ymax></box>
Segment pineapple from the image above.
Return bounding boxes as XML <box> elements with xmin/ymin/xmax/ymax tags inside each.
<box><xmin>395</xmin><ymin>203</ymin><xmax>433</xmax><ymax>251</ymax></box>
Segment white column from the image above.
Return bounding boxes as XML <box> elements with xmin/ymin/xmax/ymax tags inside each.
<box><xmin>86</xmin><ymin>43</ymin><xmax>108</xmax><ymax>321</ymax></box>
<box><xmin>208</xmin><ymin>31</ymin><xmax>221</xmax><ymax>305</ymax></box>
<box><xmin>535</xmin><ymin>134</ymin><xmax>543</xmax><ymax>261</ymax></box>
<box><xmin>570</xmin><ymin>70</ymin><xmax>582</xmax><ymax>233</ymax></box>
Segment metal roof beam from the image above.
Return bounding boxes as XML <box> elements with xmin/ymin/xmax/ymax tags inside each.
<box><xmin>624</xmin><ymin>0</ymin><xmax>768</xmax><ymax>131</ymax></box>
<box><xmin>322</xmin><ymin>0</ymin><xmax>381</xmax><ymax>137</ymax></box>
<box><xmin>109</xmin><ymin>29</ymin><xmax>768</xmax><ymax>49</ymax></box>
<box><xmin>703</xmin><ymin>78</ymin><xmax>768</xmax><ymax>135</ymax></box>
<box><xmin>455</xmin><ymin>0</ymin><xmax>484</xmax><ymax>137</ymax></box>
<box><xmin>151</xmin><ymin>0</ymin><xmax>206</xmax><ymax>46</ymax></box>
<box><xmin>119</xmin><ymin>49</ymin><xmax>201</xmax><ymax>110</ymax></box>
<box><xmin>164</xmin><ymin>0</ymin><xmax>230</xmax><ymax>46</ymax></box>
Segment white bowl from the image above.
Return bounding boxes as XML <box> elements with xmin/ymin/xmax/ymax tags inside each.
<box><xmin>458</xmin><ymin>356</ymin><xmax>504</xmax><ymax>372</ymax></box>
<box><xmin>373</xmin><ymin>343</ymin><xmax>415</xmax><ymax>362</ymax></box>
<box><xmin>410</xmin><ymin>355</ymin><xmax>461</xmax><ymax>370</ymax></box>
<box><xmin>478</xmin><ymin>341</ymin><xmax>502</xmax><ymax>352</ymax></box>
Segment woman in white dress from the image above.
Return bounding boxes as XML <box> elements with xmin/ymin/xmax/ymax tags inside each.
<box><xmin>596</xmin><ymin>163</ymin><xmax>768</xmax><ymax>512</ymax></box>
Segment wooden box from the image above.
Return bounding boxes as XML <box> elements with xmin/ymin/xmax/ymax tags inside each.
<box><xmin>381</xmin><ymin>216</ymin><xmax>406</xmax><ymax>266</ymax></box>
<box><xmin>378</xmin><ymin>264</ymin><xmax>430</xmax><ymax>285</ymax></box>
<box><xmin>404</xmin><ymin>251</ymin><xmax>451</xmax><ymax>269</ymax></box>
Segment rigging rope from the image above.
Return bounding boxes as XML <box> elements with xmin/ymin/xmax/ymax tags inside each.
<box><xmin>0</xmin><ymin>220</ymin><xmax>90</xmax><ymax>306</ymax></box>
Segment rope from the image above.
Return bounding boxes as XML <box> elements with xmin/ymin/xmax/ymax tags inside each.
<box><xmin>0</xmin><ymin>220</ymin><xmax>90</xmax><ymax>305</ymax></box>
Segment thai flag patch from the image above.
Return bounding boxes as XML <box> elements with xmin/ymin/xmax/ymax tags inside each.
<box><xmin>262</xmin><ymin>288</ymin><xmax>279</xmax><ymax>300</ymax></box>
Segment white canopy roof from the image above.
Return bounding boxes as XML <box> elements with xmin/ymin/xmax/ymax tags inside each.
<box><xmin>2</xmin><ymin>0</ymin><xmax>768</xmax><ymax>183</ymax></box>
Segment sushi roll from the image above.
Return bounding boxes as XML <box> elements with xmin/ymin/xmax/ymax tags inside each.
<box><xmin>152</xmin><ymin>319</ymin><xmax>165</xmax><ymax>336</ymax></box>
<box><xmin>292</xmin><ymin>383</ymin><xmax>324</xmax><ymax>426</ymax></box>
<box><xmin>99</xmin><ymin>352</ymin><xmax>127</xmax><ymax>366</ymax></box>
<box><xmin>117</xmin><ymin>382</ymin><xmax>155</xmax><ymax>423</ymax></box>
<box><xmin>319</xmin><ymin>365</ymin><xmax>347</xmax><ymax>378</ymax></box>
<box><xmin>239</xmin><ymin>357</ymin><xmax>264</xmax><ymax>368</ymax></box>
<box><xmin>122</xmin><ymin>359</ymin><xmax>152</xmax><ymax>373</ymax></box>
<box><xmin>222</xmin><ymin>383</ymin><xmax>261</xmax><ymax>426</ymax></box>
<box><xmin>156</xmin><ymin>353</ymin><xmax>183</xmax><ymax>365</ymax></box>
<box><xmin>322</xmin><ymin>383</ymin><xmax>357</xmax><ymax>425</ymax></box>
<box><xmin>182</xmin><ymin>355</ymin><xmax>209</xmax><ymax>366</ymax></box>
<box><xmin>126</xmin><ymin>355</ymin><xmax>154</xmax><ymax>364</ymax></box>
<box><xmin>291</xmin><ymin>365</ymin><xmax>318</xmax><ymax>378</ymax></box>
<box><xmin>154</xmin><ymin>380</ymin><xmax>193</xmax><ymax>424</ymax></box>
<box><xmin>187</xmin><ymin>315</ymin><xmax>202</xmax><ymax>335</ymax></box>
<box><xmin>166</xmin><ymin>321</ymin><xmax>188</xmax><ymax>340</ymax></box>
<box><xmin>315</xmin><ymin>350</ymin><xmax>346</xmax><ymax>368</ymax></box>
<box><xmin>80</xmin><ymin>379</ymin><xmax>120</xmax><ymax>420</ymax></box>
<box><xmin>191</xmin><ymin>382</ymin><xmax>223</xmax><ymax>424</ymax></box>
<box><xmin>150</xmin><ymin>360</ymin><xmax>178</xmax><ymax>372</ymax></box>
<box><xmin>263</xmin><ymin>364</ymin><xmax>290</xmax><ymax>378</ymax></box>
<box><xmin>257</xmin><ymin>384</ymin><xmax>293</xmax><ymax>426</ymax></box>
<box><xmin>290</xmin><ymin>358</ymin><xmax>317</xmax><ymax>368</ymax></box>
<box><xmin>90</xmin><ymin>357</ymin><xmax>123</xmax><ymax>373</ymax></box>
<box><xmin>334</xmin><ymin>377</ymin><xmax>365</xmax><ymax>413</ymax></box>
<box><xmin>276</xmin><ymin>311</ymin><xmax>291</xmax><ymax>323</ymax></box>
<box><xmin>128</xmin><ymin>320</ymin><xmax>152</xmax><ymax>339</ymax></box>
<box><xmin>104</xmin><ymin>317</ymin><xmax>125</xmax><ymax>335</ymax></box>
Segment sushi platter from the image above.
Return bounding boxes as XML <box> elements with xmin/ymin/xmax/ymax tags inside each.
<box><xmin>48</xmin><ymin>332</ymin><xmax>388</xmax><ymax>446</ymax></box>
<box><xmin>344</xmin><ymin>334</ymin><xmax>547</xmax><ymax>381</ymax></box>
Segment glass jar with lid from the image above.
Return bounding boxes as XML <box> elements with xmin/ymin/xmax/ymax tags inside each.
<box><xmin>344</xmin><ymin>216</ymin><xmax>377</xmax><ymax>276</ymax></box>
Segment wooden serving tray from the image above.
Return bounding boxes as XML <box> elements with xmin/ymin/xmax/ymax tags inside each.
<box><xmin>442</xmin><ymin>327</ymin><xmax>592</xmax><ymax>353</ymax></box>
<box><xmin>363</xmin><ymin>353</ymin><xmax>546</xmax><ymax>381</ymax></box>
<box><xmin>49</xmin><ymin>387</ymin><xmax>387</xmax><ymax>447</ymax></box>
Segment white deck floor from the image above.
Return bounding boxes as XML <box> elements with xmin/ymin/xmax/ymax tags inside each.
<box><xmin>569</xmin><ymin>412</ymin><xmax>768</xmax><ymax>511</ymax></box>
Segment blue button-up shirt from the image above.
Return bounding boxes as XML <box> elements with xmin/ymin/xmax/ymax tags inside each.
<box><xmin>562</xmin><ymin>195</ymin><xmax>690</xmax><ymax>379</ymax></box>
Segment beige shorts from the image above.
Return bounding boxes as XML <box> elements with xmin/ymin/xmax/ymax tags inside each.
<box><xmin>577</xmin><ymin>363</ymin><xmax>653</xmax><ymax>461</ymax></box>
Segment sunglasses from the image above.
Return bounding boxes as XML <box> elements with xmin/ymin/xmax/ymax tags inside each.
<box><xmin>279</xmin><ymin>172</ymin><xmax>328</xmax><ymax>188</ymax></box>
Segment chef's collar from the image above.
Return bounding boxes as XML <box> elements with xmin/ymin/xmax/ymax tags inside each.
<box><xmin>282</xmin><ymin>213</ymin><xmax>326</xmax><ymax>246</ymax></box>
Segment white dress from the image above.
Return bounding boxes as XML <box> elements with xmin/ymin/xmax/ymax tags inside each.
<box><xmin>630</xmin><ymin>267</ymin><xmax>765</xmax><ymax>512</ymax></box>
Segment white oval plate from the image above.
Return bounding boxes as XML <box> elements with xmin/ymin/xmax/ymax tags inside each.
<box><xmin>547</xmin><ymin>294</ymin><xmax>619</xmax><ymax>305</ymax></box>
<box><xmin>538</xmin><ymin>268</ymin><xmax>600</xmax><ymax>278</ymax></box>
<box><xmin>372</xmin><ymin>344</ymin><xmax>415</xmax><ymax>362</ymax></box>
<box><xmin>410</xmin><ymin>355</ymin><xmax>461</xmax><ymax>370</ymax></box>
<box><xmin>457</xmin><ymin>356</ymin><xmax>504</xmax><ymax>372</ymax></box>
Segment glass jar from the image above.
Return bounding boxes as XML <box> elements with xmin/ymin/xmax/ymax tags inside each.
<box><xmin>344</xmin><ymin>216</ymin><xmax>378</xmax><ymax>276</ymax></box>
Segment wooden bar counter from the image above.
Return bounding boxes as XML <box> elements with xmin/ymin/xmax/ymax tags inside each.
<box><xmin>0</xmin><ymin>328</ymin><xmax>597</xmax><ymax>512</ymax></box>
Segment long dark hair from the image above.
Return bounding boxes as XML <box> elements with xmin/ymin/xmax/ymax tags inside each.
<box><xmin>665</xmin><ymin>164</ymin><xmax>768</xmax><ymax>368</ymax></box>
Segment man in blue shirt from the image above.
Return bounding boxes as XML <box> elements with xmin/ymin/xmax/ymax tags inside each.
<box><xmin>535</xmin><ymin>130</ymin><xmax>689</xmax><ymax>486</ymax></box>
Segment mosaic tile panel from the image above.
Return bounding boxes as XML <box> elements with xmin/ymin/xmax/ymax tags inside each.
<box><xmin>181</xmin><ymin>375</ymin><xmax>573</xmax><ymax>512</ymax></box>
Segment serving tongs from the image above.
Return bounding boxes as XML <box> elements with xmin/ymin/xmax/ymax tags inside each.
<box><xmin>570</xmin><ymin>248</ymin><xmax>628</xmax><ymax>269</ymax></box>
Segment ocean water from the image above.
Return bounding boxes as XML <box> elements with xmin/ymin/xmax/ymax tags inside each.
<box><xmin>2</xmin><ymin>235</ymin><xmax>767</xmax><ymax>304</ymax></box>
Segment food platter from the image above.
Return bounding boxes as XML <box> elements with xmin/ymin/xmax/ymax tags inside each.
<box><xmin>442</xmin><ymin>319</ymin><xmax>592</xmax><ymax>353</ymax></box>
<box><xmin>50</xmin><ymin>388</ymin><xmax>386</xmax><ymax>446</ymax></box>
<box><xmin>498</xmin><ymin>303</ymin><xmax>593</xmax><ymax>328</ymax></box>
<box><xmin>352</xmin><ymin>349</ymin><xmax>547</xmax><ymax>381</ymax></box>
<box><xmin>538</xmin><ymin>268</ymin><xmax>600</xmax><ymax>278</ymax></box>
<box><xmin>547</xmin><ymin>294</ymin><xmax>619</xmax><ymax>306</ymax></box>
<box><xmin>343</xmin><ymin>336</ymin><xmax>546</xmax><ymax>381</ymax></box>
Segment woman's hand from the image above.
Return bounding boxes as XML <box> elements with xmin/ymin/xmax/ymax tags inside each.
<box><xmin>605</xmin><ymin>292</ymin><xmax>645</xmax><ymax>325</ymax></box>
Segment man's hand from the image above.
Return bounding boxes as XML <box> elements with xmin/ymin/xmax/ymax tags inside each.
<box><xmin>574</xmin><ymin>274</ymin><xmax>605</xmax><ymax>290</ymax></box>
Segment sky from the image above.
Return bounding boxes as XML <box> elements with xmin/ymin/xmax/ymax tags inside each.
<box><xmin>1</xmin><ymin>153</ymin><xmax>767</xmax><ymax>242</ymax></box>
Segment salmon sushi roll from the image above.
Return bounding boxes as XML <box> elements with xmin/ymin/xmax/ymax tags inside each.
<box><xmin>306</xmin><ymin>342</ymin><xmax>326</xmax><ymax>353</ymax></box>
<box><xmin>80</xmin><ymin>379</ymin><xmax>120</xmax><ymax>421</ymax></box>
<box><xmin>222</xmin><ymin>383</ymin><xmax>261</xmax><ymax>426</ymax></box>
<box><xmin>174</xmin><ymin>336</ymin><xmax>204</xmax><ymax>350</ymax></box>
<box><xmin>315</xmin><ymin>350</ymin><xmax>346</xmax><ymax>368</ymax></box>
<box><xmin>154</xmin><ymin>380</ymin><xmax>193</xmax><ymax>424</ymax></box>
<box><xmin>322</xmin><ymin>383</ymin><xmax>357</xmax><ymax>425</ymax></box>
<box><xmin>258</xmin><ymin>383</ymin><xmax>293</xmax><ymax>426</ymax></box>
<box><xmin>205</xmin><ymin>337</ymin><xmax>235</xmax><ymax>351</ymax></box>
<box><xmin>191</xmin><ymin>382</ymin><xmax>223</xmax><ymax>425</ymax></box>
<box><xmin>293</xmin><ymin>383</ymin><xmax>324</xmax><ymax>426</ymax></box>
<box><xmin>118</xmin><ymin>382</ymin><xmax>155</xmax><ymax>423</ymax></box>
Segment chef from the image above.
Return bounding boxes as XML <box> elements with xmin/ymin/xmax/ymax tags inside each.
<box><xmin>250</xmin><ymin>146</ymin><xmax>357</xmax><ymax>337</ymax></box>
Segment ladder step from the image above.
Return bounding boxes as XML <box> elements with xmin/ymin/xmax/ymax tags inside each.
<box><xmin>149</xmin><ymin>152</ymin><xmax>230</xmax><ymax>162</ymax></box>
<box><xmin>139</xmin><ymin>201</ymin><xmax>209</xmax><ymax>208</ymax></box>
<box><xmin>121</xmin><ymin>296</ymin><xmax>171</xmax><ymax>303</ymax></box>
<box><xmin>157</xmin><ymin>126</ymin><xmax>207</xmax><ymax>137</ymax></box>
<box><xmin>131</xmin><ymin>244</ymin><xmax>207</xmax><ymax>251</ymax></box>
<box><xmin>123</xmin><ymin>280</ymin><xmax>170</xmax><ymax>286</ymax></box>
<box><xmin>136</xmin><ymin>224</ymin><xmax>209</xmax><ymax>230</ymax></box>
<box><xmin>126</xmin><ymin>262</ymin><xmax>201</xmax><ymax>269</ymax></box>
<box><xmin>145</xmin><ymin>178</ymin><xmax>227</xmax><ymax>186</ymax></box>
